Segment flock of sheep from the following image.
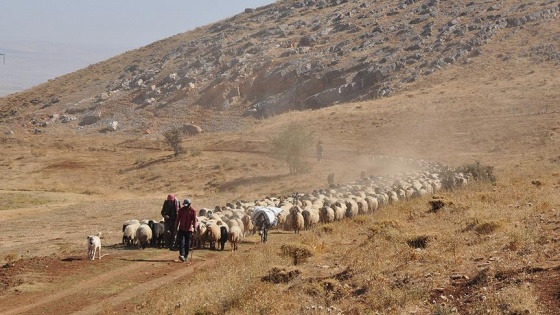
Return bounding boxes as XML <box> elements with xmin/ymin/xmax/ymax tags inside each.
<box><xmin>121</xmin><ymin>157</ymin><xmax>469</xmax><ymax>252</ymax></box>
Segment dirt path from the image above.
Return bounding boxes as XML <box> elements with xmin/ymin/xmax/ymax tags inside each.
<box><xmin>0</xmin><ymin>245</ymin><xmax>226</xmax><ymax>314</ymax></box>
<box><xmin>71</xmin><ymin>255</ymin><xmax>217</xmax><ymax>315</ymax></box>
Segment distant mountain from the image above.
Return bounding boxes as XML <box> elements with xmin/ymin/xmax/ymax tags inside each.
<box><xmin>0</xmin><ymin>40</ymin><xmax>128</xmax><ymax>97</ymax></box>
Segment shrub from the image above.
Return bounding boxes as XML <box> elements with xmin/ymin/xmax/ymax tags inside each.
<box><xmin>269</xmin><ymin>123</ymin><xmax>314</xmax><ymax>174</ymax></box>
<box><xmin>261</xmin><ymin>267</ymin><xmax>301</xmax><ymax>283</ymax></box>
<box><xmin>406</xmin><ymin>235</ymin><xmax>430</xmax><ymax>249</ymax></box>
<box><xmin>474</xmin><ymin>221</ymin><xmax>501</xmax><ymax>235</ymax></box>
<box><xmin>190</xmin><ymin>147</ymin><xmax>202</xmax><ymax>157</ymax></box>
<box><xmin>441</xmin><ymin>161</ymin><xmax>496</xmax><ymax>190</ymax></box>
<box><xmin>460</xmin><ymin>161</ymin><xmax>496</xmax><ymax>183</ymax></box>
<box><xmin>280</xmin><ymin>243</ymin><xmax>314</xmax><ymax>265</ymax></box>
<box><xmin>163</xmin><ymin>127</ymin><xmax>184</xmax><ymax>156</ymax></box>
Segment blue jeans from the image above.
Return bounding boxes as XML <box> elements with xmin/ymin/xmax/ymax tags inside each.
<box><xmin>177</xmin><ymin>230</ymin><xmax>193</xmax><ymax>259</ymax></box>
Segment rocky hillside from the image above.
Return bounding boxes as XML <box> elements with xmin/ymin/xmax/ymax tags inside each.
<box><xmin>0</xmin><ymin>0</ymin><xmax>558</xmax><ymax>135</ymax></box>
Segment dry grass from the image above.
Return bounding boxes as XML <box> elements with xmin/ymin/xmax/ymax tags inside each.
<box><xmin>0</xmin><ymin>14</ymin><xmax>559</xmax><ymax>314</ymax></box>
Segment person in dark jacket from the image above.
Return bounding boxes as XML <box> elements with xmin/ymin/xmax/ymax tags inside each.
<box><xmin>316</xmin><ymin>141</ymin><xmax>324</xmax><ymax>161</ymax></box>
<box><xmin>175</xmin><ymin>198</ymin><xmax>198</xmax><ymax>263</ymax></box>
<box><xmin>161</xmin><ymin>194</ymin><xmax>180</xmax><ymax>249</ymax></box>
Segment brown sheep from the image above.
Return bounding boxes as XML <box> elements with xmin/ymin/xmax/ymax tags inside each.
<box><xmin>228</xmin><ymin>226</ymin><xmax>242</xmax><ymax>251</ymax></box>
<box><xmin>289</xmin><ymin>206</ymin><xmax>304</xmax><ymax>234</ymax></box>
<box><xmin>205</xmin><ymin>224</ymin><xmax>221</xmax><ymax>250</ymax></box>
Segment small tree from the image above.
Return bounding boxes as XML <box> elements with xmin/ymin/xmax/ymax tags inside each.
<box><xmin>270</xmin><ymin>123</ymin><xmax>314</xmax><ymax>174</ymax></box>
<box><xmin>163</xmin><ymin>127</ymin><xmax>184</xmax><ymax>156</ymax></box>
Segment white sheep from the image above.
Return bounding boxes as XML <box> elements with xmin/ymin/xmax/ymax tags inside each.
<box><xmin>123</xmin><ymin>221</ymin><xmax>141</xmax><ymax>247</ymax></box>
<box><xmin>364</xmin><ymin>196</ymin><xmax>379</xmax><ymax>213</ymax></box>
<box><xmin>331</xmin><ymin>201</ymin><xmax>346</xmax><ymax>221</ymax></box>
<box><xmin>353</xmin><ymin>197</ymin><xmax>370</xmax><ymax>215</ymax></box>
<box><xmin>194</xmin><ymin>222</ymin><xmax>207</xmax><ymax>249</ymax></box>
<box><xmin>135</xmin><ymin>224</ymin><xmax>152</xmax><ymax>249</ymax></box>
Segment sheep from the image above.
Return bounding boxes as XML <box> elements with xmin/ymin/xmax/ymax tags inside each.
<box><xmin>123</xmin><ymin>221</ymin><xmax>141</xmax><ymax>247</ymax></box>
<box><xmin>148</xmin><ymin>220</ymin><xmax>165</xmax><ymax>248</ymax></box>
<box><xmin>226</xmin><ymin>219</ymin><xmax>239</xmax><ymax>230</ymax></box>
<box><xmin>331</xmin><ymin>201</ymin><xmax>346</xmax><ymax>221</ymax></box>
<box><xmin>194</xmin><ymin>222</ymin><xmax>207</xmax><ymax>249</ymax></box>
<box><xmin>205</xmin><ymin>224</ymin><xmax>221</xmax><ymax>250</ymax></box>
<box><xmin>234</xmin><ymin>218</ymin><xmax>245</xmax><ymax>234</ymax></box>
<box><xmin>219</xmin><ymin>225</ymin><xmax>229</xmax><ymax>250</ymax></box>
<box><xmin>283</xmin><ymin>213</ymin><xmax>293</xmax><ymax>231</ymax></box>
<box><xmin>387</xmin><ymin>190</ymin><xmax>399</xmax><ymax>204</ymax></box>
<box><xmin>320</xmin><ymin>206</ymin><xmax>335</xmax><ymax>223</ymax></box>
<box><xmin>122</xmin><ymin>219</ymin><xmax>139</xmax><ymax>244</ymax></box>
<box><xmin>228</xmin><ymin>226</ymin><xmax>242</xmax><ymax>251</ymax></box>
<box><xmin>303</xmin><ymin>206</ymin><xmax>320</xmax><ymax>229</ymax></box>
<box><xmin>302</xmin><ymin>208</ymin><xmax>312</xmax><ymax>230</ymax></box>
<box><xmin>135</xmin><ymin>224</ymin><xmax>152</xmax><ymax>249</ymax></box>
<box><xmin>353</xmin><ymin>197</ymin><xmax>370</xmax><ymax>215</ymax></box>
<box><xmin>344</xmin><ymin>198</ymin><xmax>359</xmax><ymax>218</ymax></box>
<box><xmin>241</xmin><ymin>214</ymin><xmax>254</xmax><ymax>237</ymax></box>
<box><xmin>276</xmin><ymin>211</ymin><xmax>286</xmax><ymax>230</ymax></box>
<box><xmin>289</xmin><ymin>206</ymin><xmax>304</xmax><ymax>234</ymax></box>
<box><xmin>364</xmin><ymin>196</ymin><xmax>379</xmax><ymax>213</ymax></box>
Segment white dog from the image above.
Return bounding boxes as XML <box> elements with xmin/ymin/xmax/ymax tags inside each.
<box><xmin>87</xmin><ymin>233</ymin><xmax>102</xmax><ymax>260</ymax></box>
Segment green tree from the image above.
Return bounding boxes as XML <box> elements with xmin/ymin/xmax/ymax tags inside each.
<box><xmin>270</xmin><ymin>123</ymin><xmax>314</xmax><ymax>174</ymax></box>
<box><xmin>163</xmin><ymin>127</ymin><xmax>184</xmax><ymax>156</ymax></box>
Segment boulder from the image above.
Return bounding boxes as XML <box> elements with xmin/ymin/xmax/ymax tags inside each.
<box><xmin>182</xmin><ymin>123</ymin><xmax>203</xmax><ymax>136</ymax></box>
<box><xmin>107</xmin><ymin>121</ymin><xmax>118</xmax><ymax>131</ymax></box>
<box><xmin>79</xmin><ymin>111</ymin><xmax>102</xmax><ymax>126</ymax></box>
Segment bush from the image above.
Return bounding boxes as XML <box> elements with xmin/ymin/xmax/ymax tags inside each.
<box><xmin>460</xmin><ymin>161</ymin><xmax>496</xmax><ymax>182</ymax></box>
<box><xmin>441</xmin><ymin>161</ymin><xmax>496</xmax><ymax>190</ymax></box>
<box><xmin>280</xmin><ymin>243</ymin><xmax>314</xmax><ymax>265</ymax></box>
<box><xmin>163</xmin><ymin>127</ymin><xmax>184</xmax><ymax>156</ymax></box>
<box><xmin>269</xmin><ymin>123</ymin><xmax>314</xmax><ymax>174</ymax></box>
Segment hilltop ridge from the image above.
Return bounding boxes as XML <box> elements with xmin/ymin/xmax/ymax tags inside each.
<box><xmin>0</xmin><ymin>0</ymin><xmax>558</xmax><ymax>136</ymax></box>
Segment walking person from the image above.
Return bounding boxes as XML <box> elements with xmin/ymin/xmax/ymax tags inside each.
<box><xmin>316</xmin><ymin>141</ymin><xmax>324</xmax><ymax>162</ymax></box>
<box><xmin>175</xmin><ymin>199</ymin><xmax>198</xmax><ymax>263</ymax></box>
<box><xmin>161</xmin><ymin>194</ymin><xmax>180</xmax><ymax>250</ymax></box>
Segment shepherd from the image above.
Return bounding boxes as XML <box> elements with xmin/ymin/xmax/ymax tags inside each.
<box><xmin>175</xmin><ymin>198</ymin><xmax>198</xmax><ymax>263</ymax></box>
<box><xmin>316</xmin><ymin>141</ymin><xmax>323</xmax><ymax>161</ymax></box>
<box><xmin>161</xmin><ymin>194</ymin><xmax>180</xmax><ymax>250</ymax></box>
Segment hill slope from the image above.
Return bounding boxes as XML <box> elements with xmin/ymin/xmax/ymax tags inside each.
<box><xmin>0</xmin><ymin>0</ymin><xmax>558</xmax><ymax>136</ymax></box>
<box><xmin>0</xmin><ymin>1</ymin><xmax>559</xmax><ymax>314</ymax></box>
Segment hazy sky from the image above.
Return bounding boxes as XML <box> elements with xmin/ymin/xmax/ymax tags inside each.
<box><xmin>0</xmin><ymin>1</ymin><xmax>275</xmax><ymax>96</ymax></box>
<box><xmin>1</xmin><ymin>0</ymin><xmax>274</xmax><ymax>50</ymax></box>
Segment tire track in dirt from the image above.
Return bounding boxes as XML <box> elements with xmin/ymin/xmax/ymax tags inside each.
<box><xmin>71</xmin><ymin>256</ymin><xmax>217</xmax><ymax>315</ymax></box>
<box><xmin>2</xmin><ymin>251</ymin><xmax>215</xmax><ymax>315</ymax></box>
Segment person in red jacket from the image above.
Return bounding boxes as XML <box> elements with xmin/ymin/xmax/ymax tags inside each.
<box><xmin>175</xmin><ymin>199</ymin><xmax>198</xmax><ymax>263</ymax></box>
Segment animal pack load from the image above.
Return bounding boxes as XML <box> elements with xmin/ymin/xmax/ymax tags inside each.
<box><xmin>251</xmin><ymin>206</ymin><xmax>283</xmax><ymax>227</ymax></box>
<box><xmin>251</xmin><ymin>206</ymin><xmax>283</xmax><ymax>243</ymax></box>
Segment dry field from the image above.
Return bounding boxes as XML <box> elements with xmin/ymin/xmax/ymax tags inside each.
<box><xmin>1</xmin><ymin>23</ymin><xmax>560</xmax><ymax>314</ymax></box>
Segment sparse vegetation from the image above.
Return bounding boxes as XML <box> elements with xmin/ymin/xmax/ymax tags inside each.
<box><xmin>269</xmin><ymin>123</ymin><xmax>314</xmax><ymax>174</ymax></box>
<box><xmin>441</xmin><ymin>161</ymin><xmax>496</xmax><ymax>190</ymax></box>
<box><xmin>162</xmin><ymin>127</ymin><xmax>184</xmax><ymax>156</ymax></box>
<box><xmin>280</xmin><ymin>243</ymin><xmax>314</xmax><ymax>265</ymax></box>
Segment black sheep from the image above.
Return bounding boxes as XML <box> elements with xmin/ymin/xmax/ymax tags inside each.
<box><xmin>148</xmin><ymin>220</ymin><xmax>166</xmax><ymax>248</ymax></box>
<box><xmin>219</xmin><ymin>226</ymin><xmax>228</xmax><ymax>250</ymax></box>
